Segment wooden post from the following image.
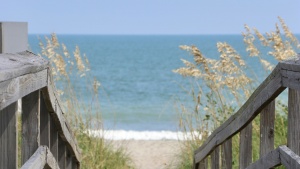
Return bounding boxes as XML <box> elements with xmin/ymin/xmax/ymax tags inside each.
<box><xmin>222</xmin><ymin>138</ymin><xmax>232</xmax><ymax>169</ymax></box>
<box><xmin>0</xmin><ymin>102</ymin><xmax>18</xmax><ymax>169</ymax></box>
<box><xmin>198</xmin><ymin>158</ymin><xmax>208</xmax><ymax>169</ymax></box>
<box><xmin>58</xmin><ymin>136</ymin><xmax>66</xmax><ymax>169</ymax></box>
<box><xmin>40</xmin><ymin>93</ymin><xmax>50</xmax><ymax>147</ymax></box>
<box><xmin>22</xmin><ymin>90</ymin><xmax>40</xmax><ymax>164</ymax></box>
<box><xmin>0</xmin><ymin>22</ymin><xmax>27</xmax><ymax>169</ymax></box>
<box><xmin>211</xmin><ymin>146</ymin><xmax>220</xmax><ymax>169</ymax></box>
<box><xmin>239</xmin><ymin>123</ymin><xmax>252</xmax><ymax>169</ymax></box>
<box><xmin>0</xmin><ymin>22</ymin><xmax>28</xmax><ymax>53</ymax></box>
<box><xmin>260</xmin><ymin>100</ymin><xmax>275</xmax><ymax>157</ymax></box>
<box><xmin>288</xmin><ymin>89</ymin><xmax>300</xmax><ymax>155</ymax></box>
<box><xmin>50</xmin><ymin>117</ymin><xmax>58</xmax><ymax>161</ymax></box>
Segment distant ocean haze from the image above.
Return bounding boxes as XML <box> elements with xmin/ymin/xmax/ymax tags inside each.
<box><xmin>28</xmin><ymin>34</ymin><xmax>299</xmax><ymax>132</ymax></box>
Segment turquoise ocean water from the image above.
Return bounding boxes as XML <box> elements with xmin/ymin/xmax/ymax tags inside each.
<box><xmin>28</xmin><ymin>35</ymin><xmax>299</xmax><ymax>132</ymax></box>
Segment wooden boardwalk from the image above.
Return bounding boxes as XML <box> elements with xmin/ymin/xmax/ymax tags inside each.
<box><xmin>193</xmin><ymin>55</ymin><xmax>300</xmax><ymax>169</ymax></box>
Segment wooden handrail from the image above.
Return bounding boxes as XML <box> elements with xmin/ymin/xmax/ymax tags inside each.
<box><xmin>0</xmin><ymin>51</ymin><xmax>81</xmax><ymax>168</ymax></box>
<box><xmin>193</xmin><ymin>55</ymin><xmax>300</xmax><ymax>168</ymax></box>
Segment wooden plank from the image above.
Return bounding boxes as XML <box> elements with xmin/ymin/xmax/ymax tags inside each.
<box><xmin>0</xmin><ymin>51</ymin><xmax>48</xmax><ymax>82</ymax></box>
<box><xmin>40</xmin><ymin>93</ymin><xmax>50</xmax><ymax>147</ymax></box>
<box><xmin>211</xmin><ymin>147</ymin><xmax>220</xmax><ymax>169</ymax></box>
<box><xmin>21</xmin><ymin>90</ymin><xmax>40</xmax><ymax>165</ymax></box>
<box><xmin>288</xmin><ymin>88</ymin><xmax>300</xmax><ymax>156</ymax></box>
<box><xmin>194</xmin><ymin>65</ymin><xmax>284</xmax><ymax>163</ymax></box>
<box><xmin>279</xmin><ymin>145</ymin><xmax>300</xmax><ymax>169</ymax></box>
<box><xmin>0</xmin><ymin>102</ymin><xmax>17</xmax><ymax>169</ymax></box>
<box><xmin>21</xmin><ymin>146</ymin><xmax>46</xmax><ymax>169</ymax></box>
<box><xmin>21</xmin><ymin>146</ymin><xmax>60</xmax><ymax>169</ymax></box>
<box><xmin>0</xmin><ymin>69</ymin><xmax>47</xmax><ymax>110</ymax></box>
<box><xmin>197</xmin><ymin>157</ymin><xmax>208</xmax><ymax>169</ymax></box>
<box><xmin>50</xmin><ymin>117</ymin><xmax>58</xmax><ymax>161</ymax></box>
<box><xmin>222</xmin><ymin>138</ymin><xmax>232</xmax><ymax>169</ymax></box>
<box><xmin>260</xmin><ymin>100</ymin><xmax>275</xmax><ymax>157</ymax></box>
<box><xmin>245</xmin><ymin>148</ymin><xmax>280</xmax><ymax>169</ymax></box>
<box><xmin>239</xmin><ymin>123</ymin><xmax>252</xmax><ymax>168</ymax></box>
<box><xmin>58</xmin><ymin>136</ymin><xmax>66</xmax><ymax>169</ymax></box>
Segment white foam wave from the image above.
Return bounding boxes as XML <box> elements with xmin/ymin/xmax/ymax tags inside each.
<box><xmin>86</xmin><ymin>130</ymin><xmax>202</xmax><ymax>140</ymax></box>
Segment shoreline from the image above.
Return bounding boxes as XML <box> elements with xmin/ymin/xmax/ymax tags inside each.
<box><xmin>87</xmin><ymin>129</ymin><xmax>201</xmax><ymax>140</ymax></box>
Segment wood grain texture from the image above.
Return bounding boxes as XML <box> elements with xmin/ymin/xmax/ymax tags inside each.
<box><xmin>20</xmin><ymin>146</ymin><xmax>60</xmax><ymax>169</ymax></box>
<box><xmin>245</xmin><ymin>148</ymin><xmax>280</xmax><ymax>169</ymax></box>
<box><xmin>0</xmin><ymin>102</ymin><xmax>17</xmax><ymax>169</ymax></box>
<box><xmin>0</xmin><ymin>69</ymin><xmax>47</xmax><ymax>110</ymax></box>
<box><xmin>260</xmin><ymin>100</ymin><xmax>275</xmax><ymax>157</ymax></box>
<box><xmin>194</xmin><ymin>65</ymin><xmax>284</xmax><ymax>163</ymax></box>
<box><xmin>279</xmin><ymin>145</ymin><xmax>300</xmax><ymax>169</ymax></box>
<box><xmin>50</xmin><ymin>117</ymin><xmax>58</xmax><ymax>161</ymax></box>
<box><xmin>22</xmin><ymin>90</ymin><xmax>40</xmax><ymax>165</ymax></box>
<box><xmin>239</xmin><ymin>123</ymin><xmax>252</xmax><ymax>169</ymax></box>
<box><xmin>0</xmin><ymin>51</ymin><xmax>48</xmax><ymax>82</ymax></box>
<box><xmin>288</xmin><ymin>88</ymin><xmax>300</xmax><ymax>155</ymax></box>
<box><xmin>211</xmin><ymin>147</ymin><xmax>220</xmax><ymax>169</ymax></box>
<box><xmin>40</xmin><ymin>93</ymin><xmax>50</xmax><ymax>147</ymax></box>
<box><xmin>222</xmin><ymin>138</ymin><xmax>232</xmax><ymax>169</ymax></box>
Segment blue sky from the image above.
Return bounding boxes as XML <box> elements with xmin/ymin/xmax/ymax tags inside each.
<box><xmin>2</xmin><ymin>0</ymin><xmax>299</xmax><ymax>34</ymax></box>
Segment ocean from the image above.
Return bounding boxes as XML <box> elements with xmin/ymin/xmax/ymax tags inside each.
<box><xmin>28</xmin><ymin>34</ymin><xmax>299</xmax><ymax>139</ymax></box>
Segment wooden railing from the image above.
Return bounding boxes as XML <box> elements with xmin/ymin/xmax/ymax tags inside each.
<box><xmin>0</xmin><ymin>51</ymin><xmax>81</xmax><ymax>168</ymax></box>
<box><xmin>193</xmin><ymin>55</ymin><xmax>300</xmax><ymax>169</ymax></box>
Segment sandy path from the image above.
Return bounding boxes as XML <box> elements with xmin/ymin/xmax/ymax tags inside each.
<box><xmin>111</xmin><ymin>140</ymin><xmax>182</xmax><ymax>169</ymax></box>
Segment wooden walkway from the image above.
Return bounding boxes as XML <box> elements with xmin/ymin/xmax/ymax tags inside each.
<box><xmin>193</xmin><ymin>55</ymin><xmax>300</xmax><ymax>169</ymax></box>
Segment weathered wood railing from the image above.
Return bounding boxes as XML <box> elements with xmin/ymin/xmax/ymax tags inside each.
<box><xmin>0</xmin><ymin>51</ymin><xmax>81</xmax><ymax>168</ymax></box>
<box><xmin>193</xmin><ymin>55</ymin><xmax>300</xmax><ymax>169</ymax></box>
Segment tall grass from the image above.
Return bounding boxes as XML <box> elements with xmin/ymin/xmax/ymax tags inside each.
<box><xmin>38</xmin><ymin>34</ymin><xmax>133</xmax><ymax>169</ymax></box>
<box><xmin>173</xmin><ymin>17</ymin><xmax>299</xmax><ymax>168</ymax></box>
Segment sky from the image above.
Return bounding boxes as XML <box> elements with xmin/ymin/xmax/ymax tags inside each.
<box><xmin>1</xmin><ymin>0</ymin><xmax>299</xmax><ymax>35</ymax></box>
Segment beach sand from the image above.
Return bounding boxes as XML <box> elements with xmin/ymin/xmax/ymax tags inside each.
<box><xmin>111</xmin><ymin>140</ymin><xmax>182</xmax><ymax>169</ymax></box>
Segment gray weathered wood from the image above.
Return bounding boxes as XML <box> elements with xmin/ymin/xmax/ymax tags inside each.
<box><xmin>21</xmin><ymin>146</ymin><xmax>60</xmax><ymax>169</ymax></box>
<box><xmin>0</xmin><ymin>69</ymin><xmax>48</xmax><ymax>110</ymax></box>
<box><xmin>222</xmin><ymin>138</ymin><xmax>232</xmax><ymax>169</ymax></box>
<box><xmin>246</xmin><ymin>147</ymin><xmax>280</xmax><ymax>169</ymax></box>
<box><xmin>0</xmin><ymin>51</ymin><xmax>48</xmax><ymax>82</ymax></box>
<box><xmin>288</xmin><ymin>88</ymin><xmax>300</xmax><ymax>156</ymax></box>
<box><xmin>22</xmin><ymin>90</ymin><xmax>40</xmax><ymax>165</ymax></box>
<box><xmin>58</xmin><ymin>136</ymin><xmax>66</xmax><ymax>169</ymax></box>
<box><xmin>0</xmin><ymin>102</ymin><xmax>17</xmax><ymax>169</ymax></box>
<box><xmin>239</xmin><ymin>123</ymin><xmax>252</xmax><ymax>169</ymax></box>
<box><xmin>51</xmin><ymin>117</ymin><xmax>59</xmax><ymax>161</ymax></box>
<box><xmin>197</xmin><ymin>157</ymin><xmax>208</xmax><ymax>169</ymax></box>
<box><xmin>279</xmin><ymin>145</ymin><xmax>300</xmax><ymax>169</ymax></box>
<box><xmin>260</xmin><ymin>100</ymin><xmax>275</xmax><ymax>157</ymax></box>
<box><xmin>194</xmin><ymin>65</ymin><xmax>284</xmax><ymax>163</ymax></box>
<box><xmin>211</xmin><ymin>147</ymin><xmax>220</xmax><ymax>169</ymax></box>
<box><xmin>40</xmin><ymin>93</ymin><xmax>50</xmax><ymax>147</ymax></box>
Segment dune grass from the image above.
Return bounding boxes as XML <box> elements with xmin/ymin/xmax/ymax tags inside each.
<box><xmin>173</xmin><ymin>17</ymin><xmax>299</xmax><ymax>168</ymax></box>
<box><xmin>37</xmin><ymin>34</ymin><xmax>133</xmax><ymax>169</ymax></box>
